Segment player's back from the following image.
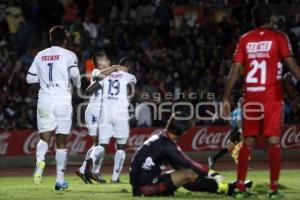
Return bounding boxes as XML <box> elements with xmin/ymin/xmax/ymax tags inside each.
<box><xmin>130</xmin><ymin>133</ymin><xmax>171</xmax><ymax>185</ymax></box>
<box><xmin>35</xmin><ymin>46</ymin><xmax>78</xmax><ymax>102</ymax></box>
<box><xmin>101</xmin><ymin>71</ymin><xmax>136</xmax><ymax>109</ymax></box>
<box><xmin>234</xmin><ymin>28</ymin><xmax>292</xmax><ymax>101</ymax></box>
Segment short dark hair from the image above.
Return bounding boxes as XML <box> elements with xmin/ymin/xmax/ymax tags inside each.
<box><xmin>251</xmin><ymin>4</ymin><xmax>272</xmax><ymax>27</ymax></box>
<box><xmin>92</xmin><ymin>51</ymin><xmax>108</xmax><ymax>65</ymax></box>
<box><xmin>119</xmin><ymin>57</ymin><xmax>135</xmax><ymax>68</ymax></box>
<box><xmin>166</xmin><ymin>111</ymin><xmax>192</xmax><ymax>136</ymax></box>
<box><xmin>49</xmin><ymin>26</ymin><xmax>67</xmax><ymax>46</ymax></box>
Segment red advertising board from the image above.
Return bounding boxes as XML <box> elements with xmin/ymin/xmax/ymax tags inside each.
<box><xmin>0</xmin><ymin>125</ymin><xmax>300</xmax><ymax>156</ymax></box>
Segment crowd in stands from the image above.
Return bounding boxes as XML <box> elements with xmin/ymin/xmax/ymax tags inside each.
<box><xmin>0</xmin><ymin>0</ymin><xmax>300</xmax><ymax>130</ymax></box>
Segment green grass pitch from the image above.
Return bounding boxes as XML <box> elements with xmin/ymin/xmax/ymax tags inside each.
<box><xmin>0</xmin><ymin>170</ymin><xmax>299</xmax><ymax>200</ymax></box>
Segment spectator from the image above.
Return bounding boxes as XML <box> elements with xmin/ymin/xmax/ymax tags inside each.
<box><xmin>0</xmin><ymin>1</ymin><xmax>299</xmax><ymax>130</ymax></box>
<box><xmin>64</xmin><ymin>0</ymin><xmax>79</xmax><ymax>24</ymax></box>
<box><xmin>83</xmin><ymin>16</ymin><xmax>98</xmax><ymax>39</ymax></box>
<box><xmin>5</xmin><ymin>4</ymin><xmax>24</xmax><ymax>34</ymax></box>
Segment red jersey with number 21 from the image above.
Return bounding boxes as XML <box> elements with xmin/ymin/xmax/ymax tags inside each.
<box><xmin>233</xmin><ymin>28</ymin><xmax>293</xmax><ymax>101</ymax></box>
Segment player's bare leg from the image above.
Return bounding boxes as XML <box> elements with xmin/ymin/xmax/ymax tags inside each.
<box><xmin>267</xmin><ymin>136</ymin><xmax>284</xmax><ymax>199</ymax></box>
<box><xmin>33</xmin><ymin>131</ymin><xmax>52</xmax><ymax>184</ymax></box>
<box><xmin>234</xmin><ymin>136</ymin><xmax>256</xmax><ymax>198</ymax></box>
<box><xmin>54</xmin><ymin>134</ymin><xmax>68</xmax><ymax>190</ymax></box>
<box><xmin>111</xmin><ymin>141</ymin><xmax>126</xmax><ymax>183</ymax></box>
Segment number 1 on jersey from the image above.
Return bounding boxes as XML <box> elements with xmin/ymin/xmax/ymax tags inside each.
<box><xmin>48</xmin><ymin>63</ymin><xmax>53</xmax><ymax>82</ymax></box>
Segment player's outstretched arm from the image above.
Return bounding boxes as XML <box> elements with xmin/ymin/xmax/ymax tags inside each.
<box><xmin>95</xmin><ymin>65</ymin><xmax>121</xmax><ymax>80</ymax></box>
<box><xmin>86</xmin><ymin>65</ymin><xmax>129</xmax><ymax>95</ymax></box>
<box><xmin>222</xmin><ymin>62</ymin><xmax>241</xmax><ymax>117</ymax></box>
<box><xmin>165</xmin><ymin>142</ymin><xmax>208</xmax><ymax>177</ymax></box>
<box><xmin>85</xmin><ymin>66</ymin><xmax>119</xmax><ymax>95</ymax></box>
<box><xmin>285</xmin><ymin>57</ymin><xmax>300</xmax><ymax>81</ymax></box>
<box><xmin>85</xmin><ymin>81</ymin><xmax>102</xmax><ymax>95</ymax></box>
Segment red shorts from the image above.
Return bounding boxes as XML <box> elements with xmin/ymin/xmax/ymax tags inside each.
<box><xmin>242</xmin><ymin>100</ymin><xmax>284</xmax><ymax>137</ymax></box>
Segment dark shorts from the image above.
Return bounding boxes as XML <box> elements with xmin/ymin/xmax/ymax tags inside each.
<box><xmin>228</xmin><ymin>127</ymin><xmax>242</xmax><ymax>144</ymax></box>
<box><xmin>132</xmin><ymin>173</ymin><xmax>177</xmax><ymax>196</ymax></box>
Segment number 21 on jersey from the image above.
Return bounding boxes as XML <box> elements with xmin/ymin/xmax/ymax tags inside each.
<box><xmin>245</xmin><ymin>59</ymin><xmax>282</xmax><ymax>92</ymax></box>
<box><xmin>246</xmin><ymin>60</ymin><xmax>266</xmax><ymax>84</ymax></box>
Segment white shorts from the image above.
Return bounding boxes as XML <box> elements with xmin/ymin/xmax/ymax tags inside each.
<box><xmin>37</xmin><ymin>100</ymin><xmax>72</xmax><ymax>134</ymax></box>
<box><xmin>85</xmin><ymin>103</ymin><xmax>101</xmax><ymax>136</ymax></box>
<box><xmin>98</xmin><ymin>109</ymin><xmax>129</xmax><ymax>144</ymax></box>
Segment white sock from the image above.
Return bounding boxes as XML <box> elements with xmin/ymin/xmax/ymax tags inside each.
<box><xmin>111</xmin><ymin>150</ymin><xmax>126</xmax><ymax>181</ymax></box>
<box><xmin>79</xmin><ymin>145</ymin><xmax>94</xmax><ymax>173</ymax></box>
<box><xmin>36</xmin><ymin>140</ymin><xmax>48</xmax><ymax>163</ymax></box>
<box><xmin>55</xmin><ymin>149</ymin><xmax>67</xmax><ymax>184</ymax></box>
<box><xmin>92</xmin><ymin>146</ymin><xmax>105</xmax><ymax>174</ymax></box>
<box><xmin>94</xmin><ymin>151</ymin><xmax>105</xmax><ymax>173</ymax></box>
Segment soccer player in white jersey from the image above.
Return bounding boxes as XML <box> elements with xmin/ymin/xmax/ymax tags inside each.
<box><xmin>76</xmin><ymin>52</ymin><xmax>122</xmax><ymax>184</ymax></box>
<box><xmin>26</xmin><ymin>26</ymin><xmax>81</xmax><ymax>190</ymax></box>
<box><xmin>85</xmin><ymin>57</ymin><xmax>136</xmax><ymax>183</ymax></box>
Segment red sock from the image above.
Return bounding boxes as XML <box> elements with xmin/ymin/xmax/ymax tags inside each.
<box><xmin>268</xmin><ymin>143</ymin><xmax>281</xmax><ymax>191</ymax></box>
<box><xmin>236</xmin><ymin>143</ymin><xmax>252</xmax><ymax>191</ymax></box>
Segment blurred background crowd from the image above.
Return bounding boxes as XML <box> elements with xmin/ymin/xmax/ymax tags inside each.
<box><xmin>0</xmin><ymin>0</ymin><xmax>300</xmax><ymax>130</ymax></box>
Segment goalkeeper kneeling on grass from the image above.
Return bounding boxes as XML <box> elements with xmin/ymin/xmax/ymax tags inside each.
<box><xmin>129</xmin><ymin>111</ymin><xmax>252</xmax><ymax>197</ymax></box>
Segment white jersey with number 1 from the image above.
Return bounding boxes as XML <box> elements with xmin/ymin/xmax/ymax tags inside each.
<box><xmin>27</xmin><ymin>46</ymin><xmax>80</xmax><ymax>134</ymax></box>
<box><xmin>28</xmin><ymin>46</ymin><xmax>79</xmax><ymax>103</ymax></box>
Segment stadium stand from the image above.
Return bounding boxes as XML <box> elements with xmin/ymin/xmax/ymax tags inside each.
<box><xmin>0</xmin><ymin>0</ymin><xmax>300</xmax><ymax>131</ymax></box>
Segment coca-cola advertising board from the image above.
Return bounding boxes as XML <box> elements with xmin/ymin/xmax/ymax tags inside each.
<box><xmin>0</xmin><ymin>125</ymin><xmax>300</xmax><ymax>156</ymax></box>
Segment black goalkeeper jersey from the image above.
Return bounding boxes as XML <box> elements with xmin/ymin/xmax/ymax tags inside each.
<box><xmin>129</xmin><ymin>132</ymin><xmax>208</xmax><ymax>187</ymax></box>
